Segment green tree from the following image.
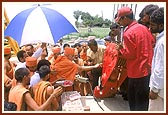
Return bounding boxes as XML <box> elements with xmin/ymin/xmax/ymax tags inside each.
<box><xmin>73</xmin><ymin>10</ymin><xmax>112</xmax><ymax>28</ymax></box>
<box><xmin>73</xmin><ymin>10</ymin><xmax>82</xmax><ymax>28</ymax></box>
<box><xmin>103</xmin><ymin>18</ymin><xmax>112</xmax><ymax>28</ymax></box>
<box><xmin>93</xmin><ymin>15</ymin><xmax>104</xmax><ymax>27</ymax></box>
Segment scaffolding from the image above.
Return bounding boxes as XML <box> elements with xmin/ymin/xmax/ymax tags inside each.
<box><xmin>112</xmin><ymin>3</ymin><xmax>137</xmax><ymax>22</ymax></box>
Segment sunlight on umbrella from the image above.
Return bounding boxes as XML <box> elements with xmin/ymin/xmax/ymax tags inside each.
<box><xmin>4</xmin><ymin>4</ymin><xmax>78</xmax><ymax>46</ymax></box>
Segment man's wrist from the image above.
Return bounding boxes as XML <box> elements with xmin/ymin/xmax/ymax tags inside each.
<box><xmin>51</xmin><ymin>93</ymin><xmax>56</xmax><ymax>98</ymax></box>
<box><xmin>151</xmin><ymin>87</ymin><xmax>159</xmax><ymax>93</ymax></box>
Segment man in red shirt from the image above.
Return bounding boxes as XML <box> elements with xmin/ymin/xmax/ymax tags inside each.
<box><xmin>115</xmin><ymin>7</ymin><xmax>154</xmax><ymax>111</ymax></box>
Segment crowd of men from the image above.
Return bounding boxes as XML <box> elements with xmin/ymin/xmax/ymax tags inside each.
<box><xmin>4</xmin><ymin>4</ymin><xmax>164</xmax><ymax>111</ymax></box>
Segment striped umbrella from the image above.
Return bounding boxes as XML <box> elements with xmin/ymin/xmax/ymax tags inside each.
<box><xmin>4</xmin><ymin>4</ymin><xmax>78</xmax><ymax>46</ymax></box>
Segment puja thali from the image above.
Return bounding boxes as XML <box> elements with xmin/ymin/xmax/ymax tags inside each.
<box><xmin>55</xmin><ymin>80</ymin><xmax>73</xmax><ymax>87</ymax></box>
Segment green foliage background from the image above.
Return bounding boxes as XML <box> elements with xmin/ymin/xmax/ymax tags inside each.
<box><xmin>63</xmin><ymin>27</ymin><xmax>110</xmax><ymax>41</ymax></box>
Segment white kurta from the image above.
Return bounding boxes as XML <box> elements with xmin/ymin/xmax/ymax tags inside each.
<box><xmin>149</xmin><ymin>31</ymin><xmax>164</xmax><ymax>111</ymax></box>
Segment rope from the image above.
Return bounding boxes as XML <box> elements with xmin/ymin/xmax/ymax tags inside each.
<box><xmin>87</xmin><ymin>82</ymin><xmax>104</xmax><ymax>111</ymax></box>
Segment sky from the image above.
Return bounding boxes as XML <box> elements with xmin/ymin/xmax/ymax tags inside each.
<box><xmin>3</xmin><ymin>2</ymin><xmax>165</xmax><ymax>26</ymax></box>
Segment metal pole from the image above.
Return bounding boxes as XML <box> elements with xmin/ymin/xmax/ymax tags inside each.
<box><xmin>131</xmin><ymin>4</ymin><xmax>133</xmax><ymax>9</ymax></box>
<box><xmin>117</xmin><ymin>4</ymin><xmax>119</xmax><ymax>10</ymax></box>
<box><xmin>134</xmin><ymin>4</ymin><xmax>137</xmax><ymax>17</ymax></box>
<box><xmin>120</xmin><ymin>26</ymin><xmax>124</xmax><ymax>45</ymax></box>
<box><xmin>112</xmin><ymin>4</ymin><xmax>116</xmax><ymax>22</ymax></box>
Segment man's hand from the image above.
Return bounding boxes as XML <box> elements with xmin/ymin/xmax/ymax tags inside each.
<box><xmin>41</xmin><ymin>42</ymin><xmax>47</xmax><ymax>49</ymax></box>
<box><xmin>149</xmin><ymin>90</ymin><xmax>158</xmax><ymax>100</ymax></box>
<box><xmin>94</xmin><ymin>63</ymin><xmax>102</xmax><ymax>68</ymax></box>
<box><xmin>53</xmin><ymin>86</ymin><xmax>63</xmax><ymax>97</ymax></box>
<box><xmin>5</xmin><ymin>79</ymin><xmax>12</xmax><ymax>89</ymax></box>
<box><xmin>115</xmin><ymin>44</ymin><xmax>123</xmax><ymax>51</ymax></box>
<box><xmin>98</xmin><ymin>63</ymin><xmax>103</xmax><ymax>68</ymax></box>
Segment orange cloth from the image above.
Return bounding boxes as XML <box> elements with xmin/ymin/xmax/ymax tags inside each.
<box><xmin>64</xmin><ymin>47</ymin><xmax>75</xmax><ymax>55</ymax></box>
<box><xmin>26</xmin><ymin>57</ymin><xmax>37</xmax><ymax>67</ymax></box>
<box><xmin>4</xmin><ymin>47</ymin><xmax>11</xmax><ymax>55</ymax></box>
<box><xmin>33</xmin><ymin>81</ymin><xmax>57</xmax><ymax>110</ymax></box>
<box><xmin>94</xmin><ymin>43</ymin><xmax>127</xmax><ymax>98</ymax></box>
<box><xmin>101</xmin><ymin>43</ymin><xmax>118</xmax><ymax>87</ymax></box>
<box><xmin>5</xmin><ymin>60</ymin><xmax>14</xmax><ymax>79</ymax></box>
<box><xmin>50</xmin><ymin>56</ymin><xmax>78</xmax><ymax>82</ymax></box>
<box><xmin>8</xmin><ymin>84</ymin><xmax>29</xmax><ymax>111</ymax></box>
<box><xmin>4</xmin><ymin>74</ymin><xmax>11</xmax><ymax>87</ymax></box>
<box><xmin>52</xmin><ymin>47</ymin><xmax>61</xmax><ymax>54</ymax></box>
<box><xmin>6</xmin><ymin>70</ymin><xmax>14</xmax><ymax>79</ymax></box>
<box><xmin>33</xmin><ymin>81</ymin><xmax>51</xmax><ymax>105</ymax></box>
